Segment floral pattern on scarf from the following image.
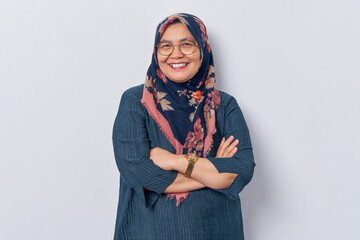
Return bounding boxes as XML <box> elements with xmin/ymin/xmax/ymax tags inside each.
<box><xmin>141</xmin><ymin>13</ymin><xmax>220</xmax><ymax>206</ymax></box>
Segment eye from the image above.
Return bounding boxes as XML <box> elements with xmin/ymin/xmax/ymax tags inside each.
<box><xmin>181</xmin><ymin>41</ymin><xmax>195</xmax><ymax>47</ymax></box>
<box><xmin>159</xmin><ymin>43</ymin><xmax>172</xmax><ymax>49</ymax></box>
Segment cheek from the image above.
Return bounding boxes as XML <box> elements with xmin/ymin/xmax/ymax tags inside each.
<box><xmin>157</xmin><ymin>57</ymin><xmax>166</xmax><ymax>72</ymax></box>
<box><xmin>194</xmin><ymin>54</ymin><xmax>201</xmax><ymax>69</ymax></box>
<box><xmin>157</xmin><ymin>54</ymin><xmax>167</xmax><ymax>66</ymax></box>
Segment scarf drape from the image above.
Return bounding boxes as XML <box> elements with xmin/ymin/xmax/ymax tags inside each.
<box><xmin>141</xmin><ymin>13</ymin><xmax>220</xmax><ymax>206</ymax></box>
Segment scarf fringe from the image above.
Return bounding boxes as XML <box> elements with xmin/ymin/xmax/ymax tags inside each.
<box><xmin>204</xmin><ymin>128</ymin><xmax>217</xmax><ymax>158</ymax></box>
<box><xmin>167</xmin><ymin>192</ymin><xmax>189</xmax><ymax>206</ymax></box>
<box><xmin>142</xmin><ymin>100</ymin><xmax>174</xmax><ymax>146</ymax></box>
<box><xmin>141</xmin><ymin>88</ymin><xmax>183</xmax><ymax>154</ymax></box>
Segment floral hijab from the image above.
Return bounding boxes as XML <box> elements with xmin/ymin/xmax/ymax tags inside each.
<box><xmin>141</xmin><ymin>13</ymin><xmax>220</xmax><ymax>206</ymax></box>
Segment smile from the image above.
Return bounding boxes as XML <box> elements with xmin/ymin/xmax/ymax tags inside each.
<box><xmin>169</xmin><ymin>63</ymin><xmax>189</xmax><ymax>69</ymax></box>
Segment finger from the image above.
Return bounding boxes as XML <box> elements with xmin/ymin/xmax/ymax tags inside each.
<box><xmin>217</xmin><ymin>136</ymin><xmax>234</xmax><ymax>157</ymax></box>
<box><xmin>216</xmin><ymin>137</ymin><xmax>226</xmax><ymax>156</ymax></box>
<box><xmin>222</xmin><ymin>136</ymin><xmax>234</xmax><ymax>150</ymax></box>
<box><xmin>226</xmin><ymin>147</ymin><xmax>238</xmax><ymax>158</ymax></box>
<box><xmin>220</xmin><ymin>137</ymin><xmax>225</xmax><ymax>145</ymax></box>
<box><xmin>228</xmin><ymin>139</ymin><xmax>239</xmax><ymax>151</ymax></box>
<box><xmin>223</xmin><ymin>139</ymin><xmax>239</xmax><ymax>156</ymax></box>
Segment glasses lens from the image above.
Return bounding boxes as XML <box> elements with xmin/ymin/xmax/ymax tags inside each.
<box><xmin>180</xmin><ymin>40</ymin><xmax>196</xmax><ymax>55</ymax></box>
<box><xmin>158</xmin><ymin>42</ymin><xmax>173</xmax><ymax>56</ymax></box>
<box><xmin>157</xmin><ymin>40</ymin><xmax>197</xmax><ymax>56</ymax></box>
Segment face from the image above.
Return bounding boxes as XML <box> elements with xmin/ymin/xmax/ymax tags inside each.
<box><xmin>157</xmin><ymin>22</ymin><xmax>201</xmax><ymax>83</ymax></box>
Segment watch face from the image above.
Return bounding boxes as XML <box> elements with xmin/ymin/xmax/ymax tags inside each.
<box><xmin>185</xmin><ymin>153</ymin><xmax>198</xmax><ymax>161</ymax></box>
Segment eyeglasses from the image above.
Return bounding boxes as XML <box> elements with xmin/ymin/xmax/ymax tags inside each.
<box><xmin>157</xmin><ymin>40</ymin><xmax>198</xmax><ymax>56</ymax></box>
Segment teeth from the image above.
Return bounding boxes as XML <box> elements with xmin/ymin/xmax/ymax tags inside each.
<box><xmin>170</xmin><ymin>63</ymin><xmax>187</xmax><ymax>67</ymax></box>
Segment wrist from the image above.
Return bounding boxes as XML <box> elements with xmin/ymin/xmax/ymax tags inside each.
<box><xmin>173</xmin><ymin>154</ymin><xmax>188</xmax><ymax>173</ymax></box>
<box><xmin>184</xmin><ymin>153</ymin><xmax>199</xmax><ymax>177</ymax></box>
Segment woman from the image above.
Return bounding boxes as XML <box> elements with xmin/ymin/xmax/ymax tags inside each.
<box><xmin>112</xmin><ymin>13</ymin><xmax>255</xmax><ymax>239</ymax></box>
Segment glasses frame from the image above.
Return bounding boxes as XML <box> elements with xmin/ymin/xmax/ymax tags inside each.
<box><xmin>156</xmin><ymin>40</ymin><xmax>199</xmax><ymax>56</ymax></box>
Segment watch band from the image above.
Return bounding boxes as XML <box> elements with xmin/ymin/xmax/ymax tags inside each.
<box><xmin>184</xmin><ymin>153</ymin><xmax>198</xmax><ymax>177</ymax></box>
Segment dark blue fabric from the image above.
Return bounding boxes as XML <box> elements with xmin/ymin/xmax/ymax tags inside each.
<box><xmin>112</xmin><ymin>85</ymin><xmax>255</xmax><ymax>239</ymax></box>
<box><xmin>145</xmin><ymin>13</ymin><xmax>216</xmax><ymax>150</ymax></box>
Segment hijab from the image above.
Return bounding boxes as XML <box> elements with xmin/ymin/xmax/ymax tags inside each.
<box><xmin>141</xmin><ymin>13</ymin><xmax>220</xmax><ymax>206</ymax></box>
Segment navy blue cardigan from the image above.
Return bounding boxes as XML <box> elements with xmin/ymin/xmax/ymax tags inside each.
<box><xmin>112</xmin><ymin>84</ymin><xmax>255</xmax><ymax>239</ymax></box>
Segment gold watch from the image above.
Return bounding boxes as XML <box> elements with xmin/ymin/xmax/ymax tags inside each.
<box><xmin>184</xmin><ymin>153</ymin><xmax>198</xmax><ymax>177</ymax></box>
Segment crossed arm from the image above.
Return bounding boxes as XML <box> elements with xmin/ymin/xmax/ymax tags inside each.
<box><xmin>147</xmin><ymin>136</ymin><xmax>239</xmax><ymax>193</ymax></box>
<box><xmin>114</xmin><ymin>91</ymin><xmax>255</xmax><ymax>200</ymax></box>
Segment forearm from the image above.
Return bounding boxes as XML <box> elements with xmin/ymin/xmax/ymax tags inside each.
<box><xmin>163</xmin><ymin>172</ymin><xmax>206</xmax><ymax>193</ymax></box>
<box><xmin>173</xmin><ymin>155</ymin><xmax>237</xmax><ymax>190</ymax></box>
<box><xmin>149</xmin><ymin>145</ymin><xmax>238</xmax><ymax>190</ymax></box>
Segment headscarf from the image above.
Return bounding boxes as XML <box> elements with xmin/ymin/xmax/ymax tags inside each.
<box><xmin>141</xmin><ymin>13</ymin><xmax>220</xmax><ymax>206</ymax></box>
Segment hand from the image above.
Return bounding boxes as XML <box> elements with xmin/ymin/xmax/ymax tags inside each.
<box><xmin>216</xmin><ymin>136</ymin><xmax>239</xmax><ymax>158</ymax></box>
<box><xmin>150</xmin><ymin>147</ymin><xmax>177</xmax><ymax>171</ymax></box>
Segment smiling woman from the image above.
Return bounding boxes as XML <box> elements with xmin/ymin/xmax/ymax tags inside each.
<box><xmin>112</xmin><ymin>13</ymin><xmax>255</xmax><ymax>240</ymax></box>
<box><xmin>157</xmin><ymin>23</ymin><xmax>201</xmax><ymax>83</ymax></box>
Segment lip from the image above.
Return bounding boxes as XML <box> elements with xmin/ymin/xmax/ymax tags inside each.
<box><xmin>168</xmin><ymin>62</ymin><xmax>189</xmax><ymax>69</ymax></box>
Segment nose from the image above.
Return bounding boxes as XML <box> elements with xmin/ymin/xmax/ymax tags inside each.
<box><xmin>170</xmin><ymin>45</ymin><xmax>184</xmax><ymax>58</ymax></box>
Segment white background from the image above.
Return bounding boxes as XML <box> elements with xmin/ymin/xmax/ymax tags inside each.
<box><xmin>1</xmin><ymin>0</ymin><xmax>359</xmax><ymax>239</ymax></box>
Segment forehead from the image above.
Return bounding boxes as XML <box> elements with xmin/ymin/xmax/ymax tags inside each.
<box><xmin>160</xmin><ymin>22</ymin><xmax>195</xmax><ymax>42</ymax></box>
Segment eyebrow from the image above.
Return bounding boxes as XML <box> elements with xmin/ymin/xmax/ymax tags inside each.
<box><xmin>158</xmin><ymin>37</ymin><xmax>196</xmax><ymax>44</ymax></box>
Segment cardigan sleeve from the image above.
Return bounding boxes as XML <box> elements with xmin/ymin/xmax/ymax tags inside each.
<box><xmin>112</xmin><ymin>90</ymin><xmax>178</xmax><ymax>207</ymax></box>
<box><xmin>207</xmin><ymin>94</ymin><xmax>255</xmax><ymax>200</ymax></box>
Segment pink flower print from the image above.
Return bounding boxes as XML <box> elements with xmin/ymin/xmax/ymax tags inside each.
<box><xmin>213</xmin><ymin>89</ymin><xmax>220</xmax><ymax>109</ymax></box>
<box><xmin>196</xmin><ymin>141</ymin><xmax>204</xmax><ymax>151</ymax></box>
<box><xmin>204</xmin><ymin>101</ymin><xmax>210</xmax><ymax>113</ymax></box>
<box><xmin>205</xmin><ymin>77</ymin><xmax>214</xmax><ymax>89</ymax></box>
<box><xmin>194</xmin><ymin>17</ymin><xmax>207</xmax><ymax>37</ymax></box>
<box><xmin>166</xmin><ymin>14</ymin><xmax>189</xmax><ymax>26</ymax></box>
<box><xmin>194</xmin><ymin>17</ymin><xmax>209</xmax><ymax>49</ymax></box>
<box><xmin>168</xmin><ymin>16</ymin><xmax>180</xmax><ymax>23</ymax></box>
<box><xmin>158</xmin><ymin>23</ymin><xmax>167</xmax><ymax>35</ymax></box>
<box><xmin>177</xmin><ymin>89</ymin><xmax>188</xmax><ymax>97</ymax></box>
<box><xmin>152</xmin><ymin>87</ymin><xmax>161</xmax><ymax>103</ymax></box>
<box><xmin>194</xmin><ymin>118</ymin><xmax>204</xmax><ymax>140</ymax></box>
<box><xmin>191</xmin><ymin>90</ymin><xmax>202</xmax><ymax>101</ymax></box>
<box><xmin>196</xmin><ymin>79</ymin><xmax>204</xmax><ymax>88</ymax></box>
<box><xmin>157</xmin><ymin>69</ymin><xmax>167</xmax><ymax>83</ymax></box>
<box><xmin>184</xmin><ymin>119</ymin><xmax>205</xmax><ymax>155</ymax></box>
<box><xmin>184</xmin><ymin>132</ymin><xmax>196</xmax><ymax>152</ymax></box>
<box><xmin>159</xmin><ymin>14</ymin><xmax>189</xmax><ymax>38</ymax></box>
